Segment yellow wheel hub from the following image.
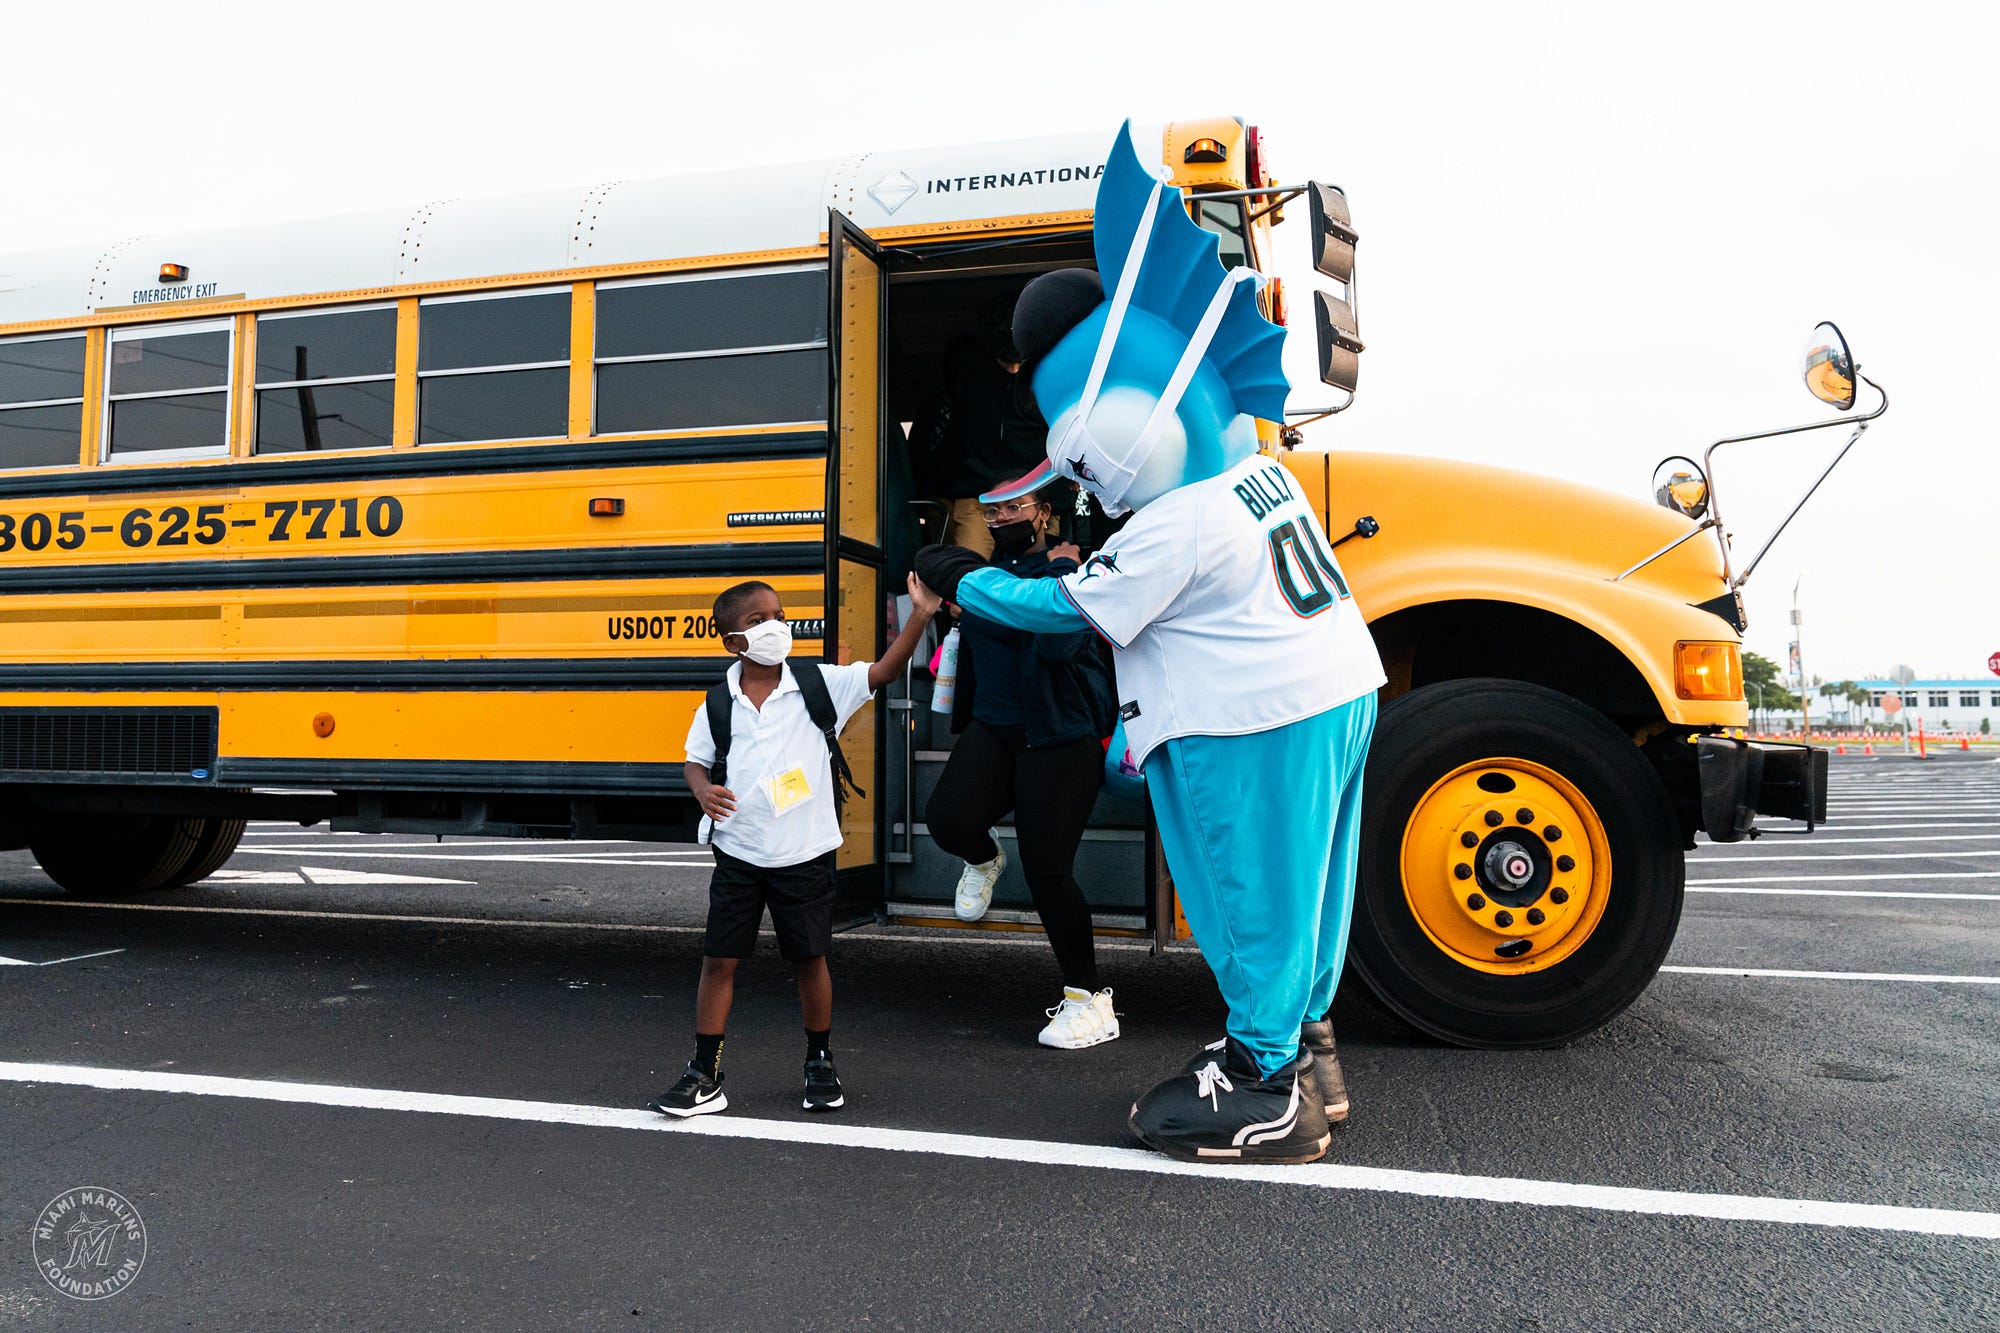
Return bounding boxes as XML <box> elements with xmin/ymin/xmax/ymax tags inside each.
<box><xmin>1399</xmin><ymin>758</ymin><xmax>1612</xmax><ymax>975</ymax></box>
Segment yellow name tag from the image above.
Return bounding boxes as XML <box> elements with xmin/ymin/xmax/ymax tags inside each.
<box><xmin>764</xmin><ymin>766</ymin><xmax>814</xmax><ymax>816</ymax></box>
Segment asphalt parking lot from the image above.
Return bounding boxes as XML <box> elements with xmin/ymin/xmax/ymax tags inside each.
<box><xmin>2</xmin><ymin>752</ymin><xmax>1995</xmax><ymax>1329</ymax></box>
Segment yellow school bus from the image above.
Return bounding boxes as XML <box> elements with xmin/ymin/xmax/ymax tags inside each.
<box><xmin>0</xmin><ymin>116</ymin><xmax>1859</xmax><ymax>1046</ymax></box>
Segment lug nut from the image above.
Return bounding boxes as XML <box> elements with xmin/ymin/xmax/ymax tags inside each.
<box><xmin>1484</xmin><ymin>810</ymin><xmax>1503</xmax><ymax>827</ymax></box>
<box><xmin>1516</xmin><ymin>807</ymin><xmax>1534</xmax><ymax>824</ymax></box>
<box><xmin>1454</xmin><ymin>863</ymin><xmax>1472</xmax><ymax>880</ymax></box>
<box><xmin>1466</xmin><ymin>894</ymin><xmax>1486</xmax><ymax>910</ymax></box>
<box><xmin>1461</xmin><ymin>831</ymin><xmax>1479</xmax><ymax>848</ymax></box>
<box><xmin>1550</xmin><ymin>887</ymin><xmax>1570</xmax><ymax>904</ymax></box>
<box><xmin>1526</xmin><ymin>908</ymin><xmax>1545</xmax><ymax>925</ymax></box>
<box><xmin>1494</xmin><ymin>910</ymin><xmax>1514</xmax><ymax>927</ymax></box>
<box><xmin>1544</xmin><ymin>825</ymin><xmax>1562</xmax><ymax>841</ymax></box>
<box><xmin>1557</xmin><ymin>854</ymin><xmax>1576</xmax><ymax>873</ymax></box>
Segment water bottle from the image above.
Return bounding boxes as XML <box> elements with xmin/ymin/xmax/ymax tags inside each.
<box><xmin>930</xmin><ymin>626</ymin><xmax>961</xmax><ymax>714</ymax></box>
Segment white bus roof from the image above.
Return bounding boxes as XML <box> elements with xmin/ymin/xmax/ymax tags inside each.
<box><xmin>0</xmin><ymin>124</ymin><xmax>1165</xmax><ymax>329</ymax></box>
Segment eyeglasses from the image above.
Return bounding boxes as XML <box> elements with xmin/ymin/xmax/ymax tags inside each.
<box><xmin>979</xmin><ymin>500</ymin><xmax>1041</xmax><ymax>522</ymax></box>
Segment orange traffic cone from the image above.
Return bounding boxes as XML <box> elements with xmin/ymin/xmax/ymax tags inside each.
<box><xmin>1962</xmin><ymin>737</ymin><xmax>1971</xmax><ymax>751</ymax></box>
<box><xmin>1864</xmin><ymin>743</ymin><xmax>1873</xmax><ymax>755</ymax></box>
<box><xmin>1837</xmin><ymin>744</ymin><xmax>1846</xmax><ymax>754</ymax></box>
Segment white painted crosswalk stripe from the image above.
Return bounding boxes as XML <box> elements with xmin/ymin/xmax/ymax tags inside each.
<box><xmin>1</xmin><ymin>1061</ymin><xmax>1992</xmax><ymax>1240</ymax></box>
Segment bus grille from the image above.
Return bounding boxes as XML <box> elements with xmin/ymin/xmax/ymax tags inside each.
<box><xmin>0</xmin><ymin>707</ymin><xmax>218</xmax><ymax>780</ymax></box>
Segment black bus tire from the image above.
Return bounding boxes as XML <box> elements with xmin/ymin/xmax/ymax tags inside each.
<box><xmin>1350</xmin><ymin>678</ymin><xmax>1684</xmax><ymax>1048</ymax></box>
<box><xmin>160</xmin><ymin>818</ymin><xmax>249</xmax><ymax>890</ymax></box>
<box><xmin>30</xmin><ymin>815</ymin><xmax>206</xmax><ymax>898</ymax></box>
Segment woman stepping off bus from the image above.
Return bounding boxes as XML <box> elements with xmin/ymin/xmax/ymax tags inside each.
<box><xmin>926</xmin><ymin>462</ymin><xmax>1123</xmax><ymax>1049</ymax></box>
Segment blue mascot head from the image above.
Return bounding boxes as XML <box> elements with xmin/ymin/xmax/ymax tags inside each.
<box><xmin>1011</xmin><ymin>122</ymin><xmax>1290</xmax><ymax>516</ymax></box>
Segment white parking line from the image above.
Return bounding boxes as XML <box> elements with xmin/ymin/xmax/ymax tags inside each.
<box><xmin>1691</xmin><ymin>850</ymin><xmax>2000</xmax><ymax>863</ymax></box>
<box><xmin>1688</xmin><ymin>886</ymin><xmax>2000</xmax><ymax>900</ymax></box>
<box><xmin>0</xmin><ymin>1061</ymin><xmax>1990</xmax><ymax>1240</ymax></box>
<box><xmin>1689</xmin><ymin>870</ymin><xmax>2000</xmax><ymax>886</ymax></box>
<box><xmin>1659</xmin><ymin>966</ymin><xmax>2000</xmax><ymax>984</ymax></box>
<box><xmin>229</xmin><ymin>849</ymin><xmax>711</xmax><ymax>868</ymax></box>
<box><xmin>1706</xmin><ymin>834</ymin><xmax>2000</xmax><ymax>846</ymax></box>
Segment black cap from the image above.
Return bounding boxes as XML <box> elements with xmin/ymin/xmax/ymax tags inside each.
<box><xmin>1011</xmin><ymin>269</ymin><xmax>1104</xmax><ymax>377</ymax></box>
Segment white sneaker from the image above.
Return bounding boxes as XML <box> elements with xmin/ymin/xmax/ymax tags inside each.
<box><xmin>953</xmin><ymin>833</ymin><xmax>1005</xmax><ymax>921</ymax></box>
<box><xmin>1038</xmin><ymin>987</ymin><xmax>1120</xmax><ymax>1049</ymax></box>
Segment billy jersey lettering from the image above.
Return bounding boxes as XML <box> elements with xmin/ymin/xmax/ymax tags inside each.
<box><xmin>1058</xmin><ymin>453</ymin><xmax>1385</xmax><ymax>766</ymax></box>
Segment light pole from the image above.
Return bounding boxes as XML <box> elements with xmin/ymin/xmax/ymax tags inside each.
<box><xmin>1749</xmin><ymin>682</ymin><xmax>1763</xmax><ymax>735</ymax></box>
<box><xmin>1793</xmin><ymin>576</ymin><xmax>1810</xmax><ymax>743</ymax></box>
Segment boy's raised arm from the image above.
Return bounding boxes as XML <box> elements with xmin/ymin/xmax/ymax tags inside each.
<box><xmin>867</xmin><ymin>574</ymin><xmax>941</xmax><ymax>691</ymax></box>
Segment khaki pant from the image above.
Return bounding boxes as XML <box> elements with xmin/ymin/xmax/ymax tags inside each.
<box><xmin>944</xmin><ymin>497</ymin><xmax>995</xmax><ymax>558</ymax></box>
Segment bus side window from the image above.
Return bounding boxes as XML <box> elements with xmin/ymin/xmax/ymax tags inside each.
<box><xmin>255</xmin><ymin>305</ymin><xmax>397</xmax><ymax>454</ymax></box>
<box><xmin>417</xmin><ymin>289</ymin><xmax>570</xmax><ymax>445</ymax></box>
<box><xmin>0</xmin><ymin>332</ymin><xmax>87</xmax><ymax>469</ymax></box>
<box><xmin>106</xmin><ymin>320</ymin><xmax>233</xmax><ymax>461</ymax></box>
<box><xmin>1193</xmin><ymin>198</ymin><xmax>1253</xmax><ymax>270</ymax></box>
<box><xmin>593</xmin><ymin>267</ymin><xmax>829</xmax><ymax>435</ymax></box>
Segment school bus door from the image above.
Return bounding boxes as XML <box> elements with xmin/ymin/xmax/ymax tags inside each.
<box><xmin>828</xmin><ymin>211</ymin><xmax>888</xmax><ymax>918</ymax></box>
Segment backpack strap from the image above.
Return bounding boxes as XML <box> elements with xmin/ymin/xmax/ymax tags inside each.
<box><xmin>703</xmin><ymin>682</ymin><xmax>734</xmax><ymax>788</ymax></box>
<box><xmin>790</xmin><ymin>659</ymin><xmax>866</xmax><ymax>813</ymax></box>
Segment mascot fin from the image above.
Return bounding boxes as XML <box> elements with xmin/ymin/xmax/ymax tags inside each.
<box><xmin>1091</xmin><ymin>121</ymin><xmax>1289</xmax><ymax>425</ymax></box>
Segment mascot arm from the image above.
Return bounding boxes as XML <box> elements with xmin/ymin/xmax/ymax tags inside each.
<box><xmin>953</xmin><ymin>566</ymin><xmax>1093</xmax><ymax>635</ymax></box>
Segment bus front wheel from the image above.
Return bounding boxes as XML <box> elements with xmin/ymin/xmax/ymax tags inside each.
<box><xmin>30</xmin><ymin>815</ymin><xmax>207</xmax><ymax>897</ymax></box>
<box><xmin>1349</xmin><ymin>678</ymin><xmax>1684</xmax><ymax>1048</ymax></box>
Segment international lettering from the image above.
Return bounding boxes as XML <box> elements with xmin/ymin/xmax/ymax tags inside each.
<box><xmin>927</xmin><ymin>163</ymin><xmax>1105</xmax><ymax>195</ymax></box>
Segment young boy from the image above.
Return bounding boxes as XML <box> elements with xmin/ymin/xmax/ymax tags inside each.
<box><xmin>651</xmin><ymin>575</ymin><xmax>938</xmax><ymax>1117</ymax></box>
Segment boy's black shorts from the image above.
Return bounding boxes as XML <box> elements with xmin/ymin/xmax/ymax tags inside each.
<box><xmin>704</xmin><ymin>848</ymin><xmax>836</xmax><ymax>961</ymax></box>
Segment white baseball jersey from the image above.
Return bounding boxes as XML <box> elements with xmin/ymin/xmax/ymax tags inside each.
<box><xmin>685</xmin><ymin>659</ymin><xmax>875</xmax><ymax>868</ymax></box>
<box><xmin>1059</xmin><ymin>452</ymin><xmax>1385</xmax><ymax>767</ymax></box>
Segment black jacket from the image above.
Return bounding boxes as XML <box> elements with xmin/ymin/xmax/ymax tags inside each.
<box><xmin>951</xmin><ymin>549</ymin><xmax>1116</xmax><ymax>747</ymax></box>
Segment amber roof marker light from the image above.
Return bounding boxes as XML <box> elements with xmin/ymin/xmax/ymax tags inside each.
<box><xmin>159</xmin><ymin>263</ymin><xmax>189</xmax><ymax>283</ymax></box>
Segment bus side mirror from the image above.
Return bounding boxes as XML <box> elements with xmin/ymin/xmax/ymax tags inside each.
<box><xmin>1315</xmin><ymin>290</ymin><xmax>1364</xmax><ymax>392</ymax></box>
<box><xmin>1306</xmin><ymin>182</ymin><xmax>1357</xmax><ymax>281</ymax></box>
<box><xmin>1802</xmin><ymin>321</ymin><xmax>1856</xmax><ymax>410</ymax></box>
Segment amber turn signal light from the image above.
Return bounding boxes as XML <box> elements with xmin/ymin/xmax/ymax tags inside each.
<box><xmin>1674</xmin><ymin>641</ymin><xmax>1743</xmax><ymax>701</ymax></box>
<box><xmin>588</xmin><ymin>498</ymin><xmax>625</xmax><ymax>516</ymax></box>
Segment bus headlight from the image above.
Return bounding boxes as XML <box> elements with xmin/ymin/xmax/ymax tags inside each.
<box><xmin>1675</xmin><ymin>641</ymin><xmax>1743</xmax><ymax>701</ymax></box>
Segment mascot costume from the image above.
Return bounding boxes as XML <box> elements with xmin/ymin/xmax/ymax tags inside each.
<box><xmin>915</xmin><ymin>123</ymin><xmax>1385</xmax><ymax>1164</ymax></box>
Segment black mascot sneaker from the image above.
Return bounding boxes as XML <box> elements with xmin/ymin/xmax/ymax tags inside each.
<box><xmin>1182</xmin><ymin>1022</ymin><xmax>1350</xmax><ymax>1123</ymax></box>
<box><xmin>1133</xmin><ymin>1036</ymin><xmax>1330</xmax><ymax>1164</ymax></box>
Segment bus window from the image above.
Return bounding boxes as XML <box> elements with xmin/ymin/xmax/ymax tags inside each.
<box><xmin>0</xmin><ymin>332</ymin><xmax>87</xmax><ymax>469</ymax></box>
<box><xmin>594</xmin><ymin>267</ymin><xmax>829</xmax><ymax>434</ymax></box>
<box><xmin>254</xmin><ymin>305</ymin><xmax>398</xmax><ymax>454</ymax></box>
<box><xmin>417</xmin><ymin>288</ymin><xmax>569</xmax><ymax>444</ymax></box>
<box><xmin>1194</xmin><ymin>198</ymin><xmax>1253</xmax><ymax>269</ymax></box>
<box><xmin>105</xmin><ymin>319</ymin><xmax>233</xmax><ymax>461</ymax></box>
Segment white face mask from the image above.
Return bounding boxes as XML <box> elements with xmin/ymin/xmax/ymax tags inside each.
<box><xmin>734</xmin><ymin>618</ymin><xmax>792</xmax><ymax>666</ymax></box>
<box><xmin>1051</xmin><ymin>171</ymin><xmax>1263</xmax><ymax>518</ymax></box>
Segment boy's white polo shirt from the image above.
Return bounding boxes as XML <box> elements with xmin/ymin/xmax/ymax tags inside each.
<box><xmin>684</xmin><ymin>658</ymin><xmax>875</xmax><ymax>869</ymax></box>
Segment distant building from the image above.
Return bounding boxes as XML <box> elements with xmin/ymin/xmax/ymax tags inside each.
<box><xmin>1836</xmin><ymin>678</ymin><xmax>2000</xmax><ymax>732</ymax></box>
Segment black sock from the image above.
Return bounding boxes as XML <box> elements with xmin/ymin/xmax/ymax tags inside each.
<box><xmin>805</xmin><ymin>1028</ymin><xmax>831</xmax><ymax>1062</ymax></box>
<box><xmin>692</xmin><ymin>1032</ymin><xmax>724</xmax><ymax>1081</ymax></box>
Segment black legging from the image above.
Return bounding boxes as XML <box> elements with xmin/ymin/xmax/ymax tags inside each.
<box><xmin>926</xmin><ymin>721</ymin><xmax>1103</xmax><ymax>992</ymax></box>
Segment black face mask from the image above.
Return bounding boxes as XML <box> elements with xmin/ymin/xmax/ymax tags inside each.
<box><xmin>989</xmin><ymin>517</ymin><xmax>1040</xmax><ymax>558</ymax></box>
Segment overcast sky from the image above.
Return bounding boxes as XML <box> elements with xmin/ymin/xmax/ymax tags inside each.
<box><xmin>6</xmin><ymin>2</ymin><xmax>1991</xmax><ymax>684</ymax></box>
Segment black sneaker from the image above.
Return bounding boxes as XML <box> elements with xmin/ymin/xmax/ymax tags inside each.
<box><xmin>649</xmin><ymin>1065</ymin><xmax>727</xmax><ymax>1118</ymax></box>
<box><xmin>1183</xmin><ymin>1023</ymin><xmax>1350</xmax><ymax>1122</ymax></box>
<box><xmin>1299</xmin><ymin>1019</ymin><xmax>1350</xmax><ymax>1122</ymax></box>
<box><xmin>1133</xmin><ymin>1036</ymin><xmax>1329</xmax><ymax>1164</ymax></box>
<box><xmin>803</xmin><ymin>1056</ymin><xmax>844</xmax><ymax>1112</ymax></box>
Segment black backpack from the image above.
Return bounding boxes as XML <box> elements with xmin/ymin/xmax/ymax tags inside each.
<box><xmin>704</xmin><ymin>660</ymin><xmax>865</xmax><ymax>814</ymax></box>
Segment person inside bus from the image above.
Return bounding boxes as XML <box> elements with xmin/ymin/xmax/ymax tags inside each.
<box><xmin>923</xmin><ymin>462</ymin><xmax>1121</xmax><ymax>1049</ymax></box>
<box><xmin>652</xmin><ymin>575</ymin><xmax>940</xmax><ymax>1119</ymax></box>
<box><xmin>910</xmin><ymin>333</ymin><xmax>1048</xmax><ymax>557</ymax></box>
